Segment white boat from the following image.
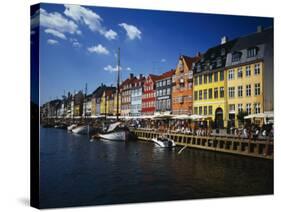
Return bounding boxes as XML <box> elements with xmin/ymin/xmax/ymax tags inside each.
<box><xmin>97</xmin><ymin>122</ymin><xmax>128</xmax><ymax>141</ymax></box>
<box><xmin>72</xmin><ymin>125</ymin><xmax>92</xmax><ymax>135</ymax></box>
<box><xmin>152</xmin><ymin>137</ymin><xmax>176</xmax><ymax>148</ymax></box>
<box><xmin>67</xmin><ymin>124</ymin><xmax>77</xmax><ymax>131</ymax></box>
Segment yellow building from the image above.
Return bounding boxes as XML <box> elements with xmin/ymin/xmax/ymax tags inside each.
<box><xmin>225</xmin><ymin>27</ymin><xmax>273</xmax><ymax>127</ymax></box>
<box><xmin>193</xmin><ymin>37</ymin><xmax>237</xmax><ymax>128</ymax></box>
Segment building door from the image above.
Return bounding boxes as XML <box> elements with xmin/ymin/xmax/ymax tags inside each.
<box><xmin>215</xmin><ymin>107</ymin><xmax>224</xmax><ymax>129</ymax></box>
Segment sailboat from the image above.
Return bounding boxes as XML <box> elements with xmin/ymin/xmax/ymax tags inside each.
<box><xmin>96</xmin><ymin>48</ymin><xmax>129</xmax><ymax>141</ymax></box>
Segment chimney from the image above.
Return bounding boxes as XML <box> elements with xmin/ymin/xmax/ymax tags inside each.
<box><xmin>196</xmin><ymin>52</ymin><xmax>201</xmax><ymax>57</ymax></box>
<box><xmin>139</xmin><ymin>74</ymin><xmax>143</xmax><ymax>79</ymax></box>
<box><xmin>257</xmin><ymin>25</ymin><xmax>263</xmax><ymax>33</ymax></box>
<box><xmin>221</xmin><ymin>36</ymin><xmax>228</xmax><ymax>45</ymax></box>
<box><xmin>130</xmin><ymin>73</ymin><xmax>134</xmax><ymax>79</ymax></box>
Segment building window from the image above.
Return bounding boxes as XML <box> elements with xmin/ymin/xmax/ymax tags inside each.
<box><xmin>163</xmin><ymin>80</ymin><xmax>166</xmax><ymax>86</ymax></box>
<box><xmin>238</xmin><ymin>104</ymin><xmax>243</xmax><ymax>113</ymax></box>
<box><xmin>246</xmin><ymin>103</ymin><xmax>251</xmax><ymax>115</ymax></box>
<box><xmin>214</xmin><ymin>88</ymin><xmax>218</xmax><ymax>98</ymax></box>
<box><xmin>167</xmin><ymin>99</ymin><xmax>171</xmax><ymax>109</ymax></box>
<box><xmin>199</xmin><ymin>75</ymin><xmax>202</xmax><ymax>84</ymax></box>
<box><xmin>255</xmin><ymin>83</ymin><xmax>261</xmax><ymax>95</ymax></box>
<box><xmin>167</xmin><ymin>79</ymin><xmax>171</xmax><ymax>85</ymax></box>
<box><xmin>220</xmin><ymin>87</ymin><xmax>224</xmax><ymax>98</ymax></box>
<box><xmin>220</xmin><ymin>71</ymin><xmax>224</xmax><ymax>81</ymax></box>
<box><xmin>246</xmin><ymin>65</ymin><xmax>251</xmax><ymax>77</ymax></box>
<box><xmin>237</xmin><ymin>67</ymin><xmax>243</xmax><ymax>78</ymax></box>
<box><xmin>199</xmin><ymin>106</ymin><xmax>202</xmax><ymax>115</ymax></box>
<box><xmin>204</xmin><ymin>74</ymin><xmax>208</xmax><ymax>84</ymax></box>
<box><xmin>209</xmin><ymin>73</ymin><xmax>212</xmax><ymax>83</ymax></box>
<box><xmin>204</xmin><ymin>106</ymin><xmax>207</xmax><ymax>115</ymax></box>
<box><xmin>199</xmin><ymin>90</ymin><xmax>202</xmax><ymax>100</ymax></box>
<box><xmin>214</xmin><ymin>72</ymin><xmax>218</xmax><ymax>82</ymax></box>
<box><xmin>229</xmin><ymin>104</ymin><xmax>235</xmax><ymax>112</ymax></box>
<box><xmin>194</xmin><ymin>76</ymin><xmax>198</xmax><ymax>85</ymax></box>
<box><xmin>254</xmin><ymin>103</ymin><xmax>261</xmax><ymax>114</ymax></box>
<box><xmin>163</xmin><ymin>89</ymin><xmax>166</xmax><ymax>96</ymax></box>
<box><xmin>167</xmin><ymin>88</ymin><xmax>171</xmax><ymax>95</ymax></box>
<box><xmin>208</xmin><ymin>88</ymin><xmax>213</xmax><ymax>99</ymax></box>
<box><xmin>254</xmin><ymin>64</ymin><xmax>260</xmax><ymax>75</ymax></box>
<box><xmin>238</xmin><ymin>85</ymin><xmax>243</xmax><ymax>97</ymax></box>
<box><xmin>232</xmin><ymin>52</ymin><xmax>241</xmax><ymax>62</ymax></box>
<box><xmin>204</xmin><ymin>89</ymin><xmax>207</xmax><ymax>99</ymax></box>
<box><xmin>194</xmin><ymin>91</ymin><xmax>198</xmax><ymax>100</ymax></box>
<box><xmin>228</xmin><ymin>87</ymin><xmax>235</xmax><ymax>98</ymax></box>
<box><xmin>228</xmin><ymin>69</ymin><xmax>234</xmax><ymax>80</ymax></box>
<box><xmin>247</xmin><ymin>48</ymin><xmax>257</xmax><ymax>58</ymax></box>
<box><xmin>246</xmin><ymin>84</ymin><xmax>251</xmax><ymax>96</ymax></box>
<box><xmin>194</xmin><ymin>107</ymin><xmax>198</xmax><ymax>115</ymax></box>
<box><xmin>208</xmin><ymin>106</ymin><xmax>212</xmax><ymax>115</ymax></box>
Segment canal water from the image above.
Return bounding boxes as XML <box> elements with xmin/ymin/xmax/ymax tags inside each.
<box><xmin>40</xmin><ymin>127</ymin><xmax>273</xmax><ymax>208</ymax></box>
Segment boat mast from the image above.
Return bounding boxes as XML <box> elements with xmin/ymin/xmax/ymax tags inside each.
<box><xmin>116</xmin><ymin>47</ymin><xmax>120</xmax><ymax>121</ymax></box>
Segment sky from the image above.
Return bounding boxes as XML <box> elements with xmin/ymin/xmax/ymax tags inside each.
<box><xmin>30</xmin><ymin>3</ymin><xmax>273</xmax><ymax>105</ymax></box>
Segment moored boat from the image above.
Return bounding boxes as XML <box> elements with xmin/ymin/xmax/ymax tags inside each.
<box><xmin>67</xmin><ymin>124</ymin><xmax>77</xmax><ymax>131</ymax></box>
<box><xmin>72</xmin><ymin>125</ymin><xmax>93</xmax><ymax>135</ymax></box>
<box><xmin>97</xmin><ymin>122</ymin><xmax>128</xmax><ymax>141</ymax></box>
<box><xmin>152</xmin><ymin>137</ymin><xmax>176</xmax><ymax>148</ymax></box>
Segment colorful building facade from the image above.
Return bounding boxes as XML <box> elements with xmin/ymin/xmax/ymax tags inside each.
<box><xmin>172</xmin><ymin>55</ymin><xmax>200</xmax><ymax>115</ymax></box>
<box><xmin>193</xmin><ymin>37</ymin><xmax>237</xmax><ymax>128</ymax></box>
<box><xmin>141</xmin><ymin>74</ymin><xmax>159</xmax><ymax>115</ymax></box>
<box><xmin>225</xmin><ymin>27</ymin><xmax>273</xmax><ymax>127</ymax></box>
<box><xmin>120</xmin><ymin>74</ymin><xmax>136</xmax><ymax>116</ymax></box>
<box><xmin>130</xmin><ymin>75</ymin><xmax>145</xmax><ymax>116</ymax></box>
<box><xmin>155</xmin><ymin>70</ymin><xmax>175</xmax><ymax>114</ymax></box>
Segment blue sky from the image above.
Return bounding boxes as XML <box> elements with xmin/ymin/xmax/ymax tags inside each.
<box><xmin>31</xmin><ymin>3</ymin><xmax>273</xmax><ymax>105</ymax></box>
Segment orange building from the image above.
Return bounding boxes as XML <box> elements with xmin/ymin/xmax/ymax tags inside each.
<box><xmin>172</xmin><ymin>55</ymin><xmax>200</xmax><ymax>115</ymax></box>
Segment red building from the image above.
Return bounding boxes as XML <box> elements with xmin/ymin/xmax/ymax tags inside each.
<box><xmin>141</xmin><ymin>74</ymin><xmax>159</xmax><ymax>115</ymax></box>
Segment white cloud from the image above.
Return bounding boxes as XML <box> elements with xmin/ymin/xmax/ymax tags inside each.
<box><xmin>104</xmin><ymin>29</ymin><xmax>117</xmax><ymax>40</ymax></box>
<box><xmin>45</xmin><ymin>28</ymin><xmax>66</xmax><ymax>40</ymax></box>
<box><xmin>64</xmin><ymin>4</ymin><xmax>117</xmax><ymax>40</ymax></box>
<box><xmin>119</xmin><ymin>23</ymin><xmax>141</xmax><ymax>40</ymax></box>
<box><xmin>47</xmin><ymin>39</ymin><xmax>59</xmax><ymax>45</ymax></box>
<box><xmin>104</xmin><ymin>65</ymin><xmax>122</xmax><ymax>72</ymax></box>
<box><xmin>39</xmin><ymin>9</ymin><xmax>79</xmax><ymax>35</ymax></box>
<box><xmin>69</xmin><ymin>38</ymin><xmax>82</xmax><ymax>48</ymax></box>
<box><xmin>72</xmin><ymin>41</ymin><xmax>82</xmax><ymax>48</ymax></box>
<box><xmin>161</xmin><ymin>58</ymin><xmax>166</xmax><ymax>62</ymax></box>
<box><xmin>87</xmin><ymin>44</ymin><xmax>109</xmax><ymax>55</ymax></box>
<box><xmin>126</xmin><ymin>67</ymin><xmax>132</xmax><ymax>71</ymax></box>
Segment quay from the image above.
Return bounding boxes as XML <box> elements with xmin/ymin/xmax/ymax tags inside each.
<box><xmin>132</xmin><ymin>129</ymin><xmax>273</xmax><ymax>160</ymax></box>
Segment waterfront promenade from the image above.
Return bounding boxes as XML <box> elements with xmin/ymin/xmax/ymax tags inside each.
<box><xmin>132</xmin><ymin>128</ymin><xmax>273</xmax><ymax>160</ymax></box>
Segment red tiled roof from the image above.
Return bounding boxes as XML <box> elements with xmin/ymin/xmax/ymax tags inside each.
<box><xmin>181</xmin><ymin>55</ymin><xmax>201</xmax><ymax>68</ymax></box>
<box><xmin>157</xmin><ymin>69</ymin><xmax>175</xmax><ymax>80</ymax></box>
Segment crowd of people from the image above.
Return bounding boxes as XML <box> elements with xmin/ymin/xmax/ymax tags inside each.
<box><xmin>128</xmin><ymin>118</ymin><xmax>274</xmax><ymax>140</ymax></box>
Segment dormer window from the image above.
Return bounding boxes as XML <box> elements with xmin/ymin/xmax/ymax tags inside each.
<box><xmin>232</xmin><ymin>52</ymin><xmax>241</xmax><ymax>62</ymax></box>
<box><xmin>247</xmin><ymin>47</ymin><xmax>258</xmax><ymax>58</ymax></box>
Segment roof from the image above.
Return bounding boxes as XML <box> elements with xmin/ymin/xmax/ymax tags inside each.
<box><xmin>231</xmin><ymin>27</ymin><xmax>273</xmax><ymax>52</ymax></box>
<box><xmin>193</xmin><ymin>38</ymin><xmax>238</xmax><ymax>74</ymax></box>
<box><xmin>148</xmin><ymin>74</ymin><xmax>160</xmax><ymax>82</ymax></box>
<box><xmin>157</xmin><ymin>69</ymin><xmax>175</xmax><ymax>80</ymax></box>
<box><xmin>181</xmin><ymin>55</ymin><xmax>201</xmax><ymax>68</ymax></box>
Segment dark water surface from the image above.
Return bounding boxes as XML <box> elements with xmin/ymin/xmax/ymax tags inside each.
<box><xmin>40</xmin><ymin>127</ymin><xmax>273</xmax><ymax>208</ymax></box>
